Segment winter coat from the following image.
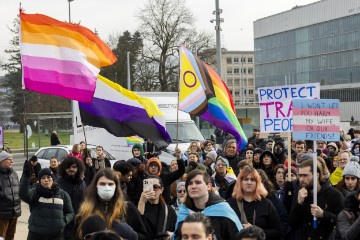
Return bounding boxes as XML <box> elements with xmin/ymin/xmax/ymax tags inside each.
<box><xmin>227</xmin><ymin>196</ymin><xmax>283</xmax><ymax>240</ymax></box>
<box><xmin>175</xmin><ymin>193</ymin><xmax>242</xmax><ymax>240</ymax></box>
<box><xmin>141</xmin><ymin>202</ymin><xmax>177</xmax><ymax>239</ymax></box>
<box><xmin>289</xmin><ymin>180</ymin><xmax>344</xmax><ymax>240</ymax></box>
<box><xmin>336</xmin><ymin>190</ymin><xmax>360</xmax><ymax>240</ymax></box>
<box><xmin>212</xmin><ymin>172</ymin><xmax>236</xmax><ymax>200</ymax></box>
<box><xmin>19</xmin><ymin>175</ymin><xmax>74</xmax><ymax>237</ymax></box>
<box><xmin>0</xmin><ymin>167</ymin><xmax>21</xmax><ymax>219</ymax></box>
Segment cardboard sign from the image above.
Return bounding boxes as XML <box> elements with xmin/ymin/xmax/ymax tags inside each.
<box><xmin>258</xmin><ymin>83</ymin><xmax>320</xmax><ymax>133</ymax></box>
<box><xmin>292</xmin><ymin>99</ymin><xmax>340</xmax><ymax>141</ymax></box>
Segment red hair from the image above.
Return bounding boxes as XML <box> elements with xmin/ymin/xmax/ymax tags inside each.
<box><xmin>232</xmin><ymin>166</ymin><xmax>268</xmax><ymax>201</ymax></box>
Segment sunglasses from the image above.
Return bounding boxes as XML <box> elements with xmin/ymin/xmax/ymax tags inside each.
<box><xmin>177</xmin><ymin>189</ymin><xmax>186</xmax><ymax>193</ymax></box>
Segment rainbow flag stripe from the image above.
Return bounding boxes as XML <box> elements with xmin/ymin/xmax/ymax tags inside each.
<box><xmin>126</xmin><ymin>136</ymin><xmax>144</xmax><ymax>146</ymax></box>
<box><xmin>179</xmin><ymin>46</ymin><xmax>247</xmax><ymax>150</ymax></box>
<box><xmin>20</xmin><ymin>12</ymin><xmax>117</xmax><ymax>103</ymax></box>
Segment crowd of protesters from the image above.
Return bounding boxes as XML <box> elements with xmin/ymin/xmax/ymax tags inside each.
<box><xmin>1</xmin><ymin>128</ymin><xmax>360</xmax><ymax>239</ymax></box>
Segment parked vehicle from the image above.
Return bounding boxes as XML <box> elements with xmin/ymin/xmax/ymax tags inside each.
<box><xmin>34</xmin><ymin>144</ymin><xmax>117</xmax><ymax>168</ymax></box>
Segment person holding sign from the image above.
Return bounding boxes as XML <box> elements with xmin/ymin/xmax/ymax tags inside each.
<box><xmin>289</xmin><ymin>160</ymin><xmax>344</xmax><ymax>240</ymax></box>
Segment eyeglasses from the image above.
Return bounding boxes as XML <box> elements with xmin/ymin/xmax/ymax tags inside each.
<box><xmin>153</xmin><ymin>185</ymin><xmax>162</xmax><ymax>191</ymax></box>
<box><xmin>177</xmin><ymin>189</ymin><xmax>186</xmax><ymax>193</ymax></box>
<box><xmin>242</xmin><ymin>177</ymin><xmax>255</xmax><ymax>182</ymax></box>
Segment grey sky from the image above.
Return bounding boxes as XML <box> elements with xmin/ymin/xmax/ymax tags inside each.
<box><xmin>0</xmin><ymin>0</ymin><xmax>316</xmax><ymax>75</ymax></box>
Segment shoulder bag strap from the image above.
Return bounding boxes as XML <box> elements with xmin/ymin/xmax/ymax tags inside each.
<box><xmin>162</xmin><ymin>204</ymin><xmax>168</xmax><ymax>233</ymax></box>
<box><xmin>236</xmin><ymin>200</ymin><xmax>248</xmax><ymax>224</ymax></box>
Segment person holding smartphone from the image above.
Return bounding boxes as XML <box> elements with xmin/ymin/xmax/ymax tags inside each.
<box><xmin>138</xmin><ymin>176</ymin><xmax>177</xmax><ymax>240</ymax></box>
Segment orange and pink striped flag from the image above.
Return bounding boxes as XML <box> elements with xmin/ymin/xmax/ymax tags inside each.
<box><xmin>20</xmin><ymin>11</ymin><xmax>116</xmax><ymax>103</ymax></box>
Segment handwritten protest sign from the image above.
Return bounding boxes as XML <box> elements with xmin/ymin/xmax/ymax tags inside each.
<box><xmin>292</xmin><ymin>99</ymin><xmax>340</xmax><ymax>141</ymax></box>
<box><xmin>258</xmin><ymin>83</ymin><xmax>320</xmax><ymax>133</ymax></box>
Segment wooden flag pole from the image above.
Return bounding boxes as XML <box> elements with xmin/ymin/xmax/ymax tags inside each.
<box><xmin>176</xmin><ymin>47</ymin><xmax>181</xmax><ymax>149</ymax></box>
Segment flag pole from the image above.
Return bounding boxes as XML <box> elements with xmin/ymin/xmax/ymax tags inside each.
<box><xmin>313</xmin><ymin>140</ymin><xmax>318</xmax><ymax>229</ymax></box>
<box><xmin>176</xmin><ymin>47</ymin><xmax>181</xmax><ymax>148</ymax></box>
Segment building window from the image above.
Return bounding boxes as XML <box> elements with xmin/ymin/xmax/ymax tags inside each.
<box><xmin>227</xmin><ymin>80</ymin><xmax>233</xmax><ymax>86</ymax></box>
<box><xmin>234</xmin><ymin>68</ymin><xmax>239</xmax><ymax>74</ymax></box>
<box><xmin>234</xmin><ymin>79</ymin><xmax>240</xmax><ymax>85</ymax></box>
<box><xmin>235</xmin><ymin>100</ymin><xmax>241</xmax><ymax>105</ymax></box>
<box><xmin>234</xmin><ymin>57</ymin><xmax>239</xmax><ymax>63</ymax></box>
<box><xmin>248</xmin><ymin>57</ymin><xmax>253</xmax><ymax>63</ymax></box>
<box><xmin>248</xmin><ymin>68</ymin><xmax>253</xmax><ymax>74</ymax></box>
<box><xmin>235</xmin><ymin>91</ymin><xmax>240</xmax><ymax>96</ymax></box>
<box><xmin>241</xmin><ymin>57</ymin><xmax>246</xmax><ymax>63</ymax></box>
<box><xmin>230</xmin><ymin>90</ymin><xmax>233</xmax><ymax>94</ymax></box>
<box><xmin>248</xmin><ymin>89</ymin><xmax>254</xmax><ymax>94</ymax></box>
<box><xmin>227</xmin><ymin>68</ymin><xmax>232</xmax><ymax>74</ymax></box>
<box><xmin>227</xmin><ymin>57</ymin><xmax>232</xmax><ymax>64</ymax></box>
<box><xmin>241</xmin><ymin>68</ymin><xmax>247</xmax><ymax>74</ymax></box>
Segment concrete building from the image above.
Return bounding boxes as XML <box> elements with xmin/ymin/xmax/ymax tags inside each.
<box><xmin>254</xmin><ymin>0</ymin><xmax>360</xmax><ymax>123</ymax></box>
<box><xmin>0</xmin><ymin>76</ymin><xmax>14</xmax><ymax>127</ymax></box>
<box><xmin>221</xmin><ymin>50</ymin><xmax>259</xmax><ymax>134</ymax></box>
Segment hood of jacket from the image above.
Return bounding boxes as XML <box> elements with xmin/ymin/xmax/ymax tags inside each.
<box><xmin>146</xmin><ymin>157</ymin><xmax>162</xmax><ymax>176</ymax></box>
<box><xmin>132</xmin><ymin>143</ymin><xmax>144</xmax><ymax>157</ymax></box>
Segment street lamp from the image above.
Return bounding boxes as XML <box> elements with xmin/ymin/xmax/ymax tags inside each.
<box><xmin>68</xmin><ymin>0</ymin><xmax>74</xmax><ymax>23</ymax></box>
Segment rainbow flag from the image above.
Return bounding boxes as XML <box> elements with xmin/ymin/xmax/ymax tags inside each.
<box><xmin>79</xmin><ymin>75</ymin><xmax>171</xmax><ymax>148</ymax></box>
<box><xmin>20</xmin><ymin>12</ymin><xmax>117</xmax><ymax>103</ymax></box>
<box><xmin>126</xmin><ymin>136</ymin><xmax>144</xmax><ymax>146</ymax></box>
<box><xmin>179</xmin><ymin>46</ymin><xmax>247</xmax><ymax>150</ymax></box>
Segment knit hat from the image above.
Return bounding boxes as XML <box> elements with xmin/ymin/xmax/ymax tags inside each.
<box><xmin>299</xmin><ymin>153</ymin><xmax>313</xmax><ymax>164</ymax></box>
<box><xmin>177</xmin><ymin>181</ymin><xmax>185</xmax><ymax>190</ymax></box>
<box><xmin>206</xmin><ymin>151</ymin><xmax>217</xmax><ymax>163</ymax></box>
<box><xmin>327</xmin><ymin>142</ymin><xmax>339</xmax><ymax>153</ymax></box>
<box><xmin>127</xmin><ymin>158</ymin><xmax>142</xmax><ymax>167</ymax></box>
<box><xmin>215</xmin><ymin>157</ymin><xmax>229</xmax><ymax>168</ymax></box>
<box><xmin>253</xmin><ymin>148</ymin><xmax>263</xmax><ymax>155</ymax></box>
<box><xmin>38</xmin><ymin>168</ymin><xmax>54</xmax><ymax>180</ymax></box>
<box><xmin>342</xmin><ymin>156</ymin><xmax>360</xmax><ymax>178</ymax></box>
<box><xmin>0</xmin><ymin>151</ymin><xmax>12</xmax><ymax>162</ymax></box>
<box><xmin>29</xmin><ymin>155</ymin><xmax>38</xmax><ymax>162</ymax></box>
<box><xmin>146</xmin><ymin>157</ymin><xmax>162</xmax><ymax>176</ymax></box>
<box><xmin>82</xmin><ymin>215</ymin><xmax>107</xmax><ymax>237</ymax></box>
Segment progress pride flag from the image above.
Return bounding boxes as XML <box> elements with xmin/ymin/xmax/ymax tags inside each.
<box><xmin>258</xmin><ymin>83</ymin><xmax>320</xmax><ymax>133</ymax></box>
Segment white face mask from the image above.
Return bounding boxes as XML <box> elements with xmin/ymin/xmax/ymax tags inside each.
<box><xmin>97</xmin><ymin>185</ymin><xmax>116</xmax><ymax>201</ymax></box>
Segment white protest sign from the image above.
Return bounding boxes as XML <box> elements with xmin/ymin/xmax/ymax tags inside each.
<box><xmin>258</xmin><ymin>83</ymin><xmax>320</xmax><ymax>133</ymax></box>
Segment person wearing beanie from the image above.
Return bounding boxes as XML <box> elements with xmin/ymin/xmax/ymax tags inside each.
<box><xmin>330</xmin><ymin>150</ymin><xmax>352</xmax><ymax>186</ymax></box>
<box><xmin>126</xmin><ymin>157</ymin><xmax>147</xmax><ymax>206</ymax></box>
<box><xmin>259</xmin><ymin>150</ymin><xmax>278</xmax><ymax>183</ymax></box>
<box><xmin>203</xmin><ymin>151</ymin><xmax>217</xmax><ymax>176</ymax></box>
<box><xmin>253</xmin><ymin>148</ymin><xmax>263</xmax><ymax>169</ymax></box>
<box><xmin>19</xmin><ymin>159</ymin><xmax>74</xmax><ymax>240</ymax></box>
<box><xmin>170</xmin><ymin>181</ymin><xmax>186</xmax><ymax>214</ymax></box>
<box><xmin>222</xmin><ymin>139</ymin><xmax>242</xmax><ymax>176</ymax></box>
<box><xmin>132</xmin><ymin>143</ymin><xmax>148</xmax><ymax>164</ymax></box>
<box><xmin>212</xmin><ymin>157</ymin><xmax>237</xmax><ymax>199</ymax></box>
<box><xmin>336</xmin><ymin>156</ymin><xmax>360</xmax><ymax>198</ymax></box>
<box><xmin>273</xmin><ymin>141</ymin><xmax>287</xmax><ymax>164</ymax></box>
<box><xmin>145</xmin><ymin>153</ymin><xmax>185</xmax><ymax>204</ymax></box>
<box><xmin>0</xmin><ymin>151</ymin><xmax>21</xmax><ymax>240</ymax></box>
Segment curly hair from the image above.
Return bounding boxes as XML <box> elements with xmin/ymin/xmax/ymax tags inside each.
<box><xmin>58</xmin><ymin>156</ymin><xmax>85</xmax><ymax>178</ymax></box>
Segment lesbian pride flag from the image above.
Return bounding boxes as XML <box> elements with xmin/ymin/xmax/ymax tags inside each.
<box><xmin>179</xmin><ymin>46</ymin><xmax>247</xmax><ymax>151</ymax></box>
<box><xmin>20</xmin><ymin>12</ymin><xmax>116</xmax><ymax>103</ymax></box>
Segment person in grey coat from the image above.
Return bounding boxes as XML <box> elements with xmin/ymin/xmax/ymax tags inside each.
<box><xmin>0</xmin><ymin>151</ymin><xmax>21</xmax><ymax>240</ymax></box>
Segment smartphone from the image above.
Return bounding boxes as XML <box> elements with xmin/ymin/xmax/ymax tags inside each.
<box><xmin>143</xmin><ymin>179</ymin><xmax>153</xmax><ymax>192</ymax></box>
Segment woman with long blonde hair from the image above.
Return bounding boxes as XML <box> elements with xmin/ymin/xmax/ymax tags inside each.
<box><xmin>227</xmin><ymin>166</ymin><xmax>283</xmax><ymax>240</ymax></box>
<box><xmin>75</xmin><ymin>169</ymin><xmax>149</xmax><ymax>240</ymax></box>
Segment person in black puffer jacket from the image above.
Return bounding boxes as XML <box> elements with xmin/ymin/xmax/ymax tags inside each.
<box><xmin>20</xmin><ymin>166</ymin><xmax>74</xmax><ymax>240</ymax></box>
<box><xmin>337</xmin><ymin>189</ymin><xmax>360</xmax><ymax>240</ymax></box>
<box><xmin>0</xmin><ymin>152</ymin><xmax>21</xmax><ymax>240</ymax></box>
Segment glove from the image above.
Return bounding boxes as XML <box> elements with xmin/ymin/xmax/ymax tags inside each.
<box><xmin>112</xmin><ymin>221</ymin><xmax>138</xmax><ymax>240</ymax></box>
<box><xmin>22</xmin><ymin>161</ymin><xmax>32</xmax><ymax>177</ymax></box>
<box><xmin>283</xmin><ymin>181</ymin><xmax>294</xmax><ymax>193</ymax></box>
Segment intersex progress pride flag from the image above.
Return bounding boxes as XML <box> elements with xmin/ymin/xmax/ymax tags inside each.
<box><xmin>20</xmin><ymin>12</ymin><xmax>117</xmax><ymax>103</ymax></box>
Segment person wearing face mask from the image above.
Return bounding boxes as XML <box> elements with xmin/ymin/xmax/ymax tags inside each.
<box><xmin>273</xmin><ymin>141</ymin><xmax>286</xmax><ymax>164</ymax></box>
<box><xmin>75</xmin><ymin>169</ymin><xmax>149</xmax><ymax>240</ymax></box>
<box><xmin>20</xmin><ymin>167</ymin><xmax>74</xmax><ymax>240</ymax></box>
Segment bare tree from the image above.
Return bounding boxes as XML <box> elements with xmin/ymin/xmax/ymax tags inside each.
<box><xmin>136</xmin><ymin>0</ymin><xmax>195</xmax><ymax>91</ymax></box>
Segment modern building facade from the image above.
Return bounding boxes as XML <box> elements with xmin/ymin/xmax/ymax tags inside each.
<box><xmin>254</xmin><ymin>0</ymin><xmax>360</xmax><ymax>122</ymax></box>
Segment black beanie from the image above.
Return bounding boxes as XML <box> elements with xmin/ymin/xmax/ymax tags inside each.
<box><xmin>38</xmin><ymin>168</ymin><xmax>54</xmax><ymax>180</ymax></box>
<box><xmin>82</xmin><ymin>215</ymin><xmax>107</xmax><ymax>237</ymax></box>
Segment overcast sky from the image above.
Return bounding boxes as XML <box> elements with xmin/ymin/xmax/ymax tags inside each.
<box><xmin>0</xmin><ymin>0</ymin><xmax>317</xmax><ymax>75</ymax></box>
